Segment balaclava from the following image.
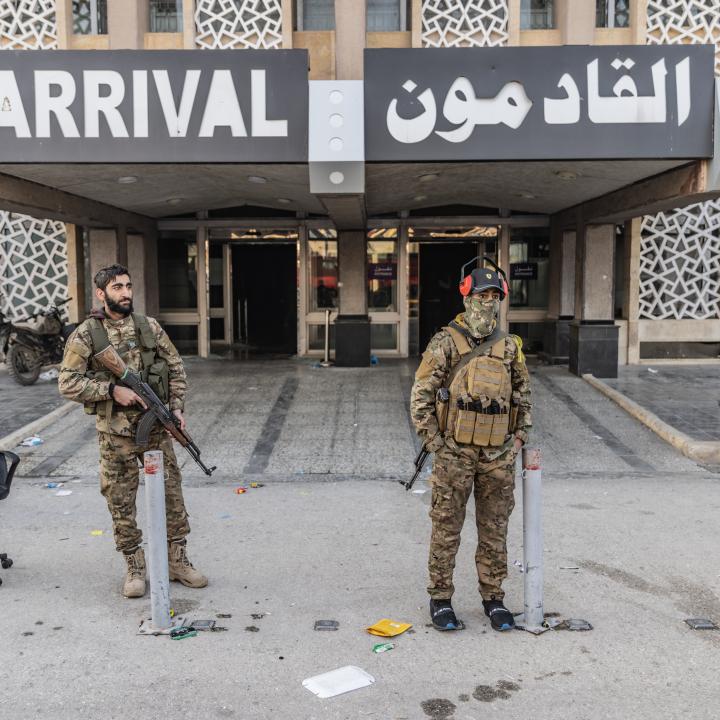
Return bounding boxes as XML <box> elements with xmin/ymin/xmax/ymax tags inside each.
<box><xmin>463</xmin><ymin>295</ymin><xmax>500</xmax><ymax>338</ymax></box>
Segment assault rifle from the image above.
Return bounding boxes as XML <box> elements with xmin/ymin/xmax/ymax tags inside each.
<box><xmin>400</xmin><ymin>446</ymin><xmax>430</xmax><ymax>491</ymax></box>
<box><xmin>94</xmin><ymin>345</ymin><xmax>217</xmax><ymax>477</ymax></box>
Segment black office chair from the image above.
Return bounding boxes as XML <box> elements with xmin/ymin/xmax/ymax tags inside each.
<box><xmin>0</xmin><ymin>451</ymin><xmax>19</xmax><ymax>586</ymax></box>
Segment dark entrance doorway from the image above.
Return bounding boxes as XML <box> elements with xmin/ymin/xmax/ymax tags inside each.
<box><xmin>232</xmin><ymin>244</ymin><xmax>297</xmax><ymax>354</ymax></box>
<box><xmin>418</xmin><ymin>242</ymin><xmax>478</xmax><ymax>351</ymax></box>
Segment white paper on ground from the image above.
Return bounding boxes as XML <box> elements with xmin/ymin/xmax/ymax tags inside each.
<box><xmin>302</xmin><ymin>666</ymin><xmax>375</xmax><ymax>699</ymax></box>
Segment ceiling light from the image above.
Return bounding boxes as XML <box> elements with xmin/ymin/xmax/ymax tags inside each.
<box><xmin>117</xmin><ymin>176</ymin><xmax>137</xmax><ymax>184</ymax></box>
<box><xmin>517</xmin><ymin>191</ymin><xmax>536</xmax><ymax>199</ymax></box>
<box><xmin>167</xmin><ymin>198</ymin><xmax>183</xmax><ymax>206</ymax></box>
<box><xmin>277</xmin><ymin>198</ymin><xmax>291</xmax><ymax>204</ymax></box>
<box><xmin>247</xmin><ymin>175</ymin><xmax>268</xmax><ymax>184</ymax></box>
<box><xmin>555</xmin><ymin>170</ymin><xmax>578</xmax><ymax>181</ymax></box>
<box><xmin>418</xmin><ymin>173</ymin><xmax>439</xmax><ymax>183</ymax></box>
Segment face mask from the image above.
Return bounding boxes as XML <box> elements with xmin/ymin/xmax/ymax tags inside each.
<box><xmin>463</xmin><ymin>296</ymin><xmax>499</xmax><ymax>338</ymax></box>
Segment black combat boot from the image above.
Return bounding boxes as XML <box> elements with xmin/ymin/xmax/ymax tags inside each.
<box><xmin>430</xmin><ymin>599</ymin><xmax>459</xmax><ymax>631</ymax></box>
<box><xmin>482</xmin><ymin>598</ymin><xmax>515</xmax><ymax>631</ymax></box>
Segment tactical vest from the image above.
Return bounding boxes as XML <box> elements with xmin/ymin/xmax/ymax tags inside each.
<box><xmin>83</xmin><ymin>313</ymin><xmax>169</xmax><ymax>416</ymax></box>
<box><xmin>436</xmin><ymin>325</ymin><xmax>512</xmax><ymax>447</ymax></box>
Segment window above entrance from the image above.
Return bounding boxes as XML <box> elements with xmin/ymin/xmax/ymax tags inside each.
<box><xmin>72</xmin><ymin>0</ymin><xmax>107</xmax><ymax>35</ymax></box>
<box><xmin>520</xmin><ymin>0</ymin><xmax>554</xmax><ymax>29</ymax></box>
<box><xmin>149</xmin><ymin>0</ymin><xmax>182</xmax><ymax>33</ymax></box>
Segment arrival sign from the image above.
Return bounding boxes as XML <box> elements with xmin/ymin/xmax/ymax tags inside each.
<box><xmin>0</xmin><ymin>50</ymin><xmax>308</xmax><ymax>162</ymax></box>
<box><xmin>365</xmin><ymin>46</ymin><xmax>715</xmax><ymax>161</ymax></box>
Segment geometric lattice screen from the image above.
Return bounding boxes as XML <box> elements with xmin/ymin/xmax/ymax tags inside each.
<box><xmin>195</xmin><ymin>0</ymin><xmax>283</xmax><ymax>49</ymax></box>
<box><xmin>0</xmin><ymin>0</ymin><xmax>57</xmax><ymax>49</ymax></box>
<box><xmin>0</xmin><ymin>214</ymin><xmax>68</xmax><ymax>321</ymax></box>
<box><xmin>639</xmin><ymin>201</ymin><xmax>720</xmax><ymax>319</ymax></box>
<box><xmin>647</xmin><ymin>0</ymin><xmax>720</xmax><ymax>74</ymax></box>
<box><xmin>421</xmin><ymin>0</ymin><xmax>508</xmax><ymax>47</ymax></box>
<box><xmin>642</xmin><ymin>1</ymin><xmax>720</xmax><ymax>322</ymax></box>
<box><xmin>422</xmin><ymin>0</ymin><xmax>509</xmax><ymax>47</ymax></box>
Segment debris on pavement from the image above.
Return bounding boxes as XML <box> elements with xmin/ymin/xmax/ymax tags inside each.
<box><xmin>55</xmin><ymin>490</ymin><xmax>72</xmax><ymax>497</ymax></box>
<box><xmin>216</xmin><ymin>613</ymin><xmax>232</xmax><ymax>619</ymax></box>
<box><xmin>647</xmin><ymin>368</ymin><xmax>658</xmax><ymax>374</ymax></box>
<box><xmin>559</xmin><ymin>566</ymin><xmax>580</xmax><ymax>571</ymax></box>
<box><xmin>19</xmin><ymin>436</ymin><xmax>43</xmax><ymax>447</ymax></box>
<box><xmin>39</xmin><ymin>368</ymin><xmax>59</xmax><ymax>381</ymax></box>
<box><xmin>372</xmin><ymin>642</ymin><xmax>395</xmax><ymax>653</ymax></box>
<box><xmin>513</xmin><ymin>560</ymin><xmax>525</xmax><ymax>573</ymax></box>
<box><xmin>245</xmin><ymin>626</ymin><xmax>260</xmax><ymax>632</ymax></box>
<box><xmin>250</xmin><ymin>482</ymin><xmax>264</xmax><ymax>488</ymax></box>
<box><xmin>169</xmin><ymin>627</ymin><xmax>197</xmax><ymax>640</ymax></box>
<box><xmin>314</xmin><ymin>620</ymin><xmax>339</xmax><ymax>631</ymax></box>
<box><xmin>366</xmin><ymin>619</ymin><xmax>412</xmax><ymax>637</ymax></box>
<box><xmin>684</xmin><ymin>618</ymin><xmax>718</xmax><ymax>630</ymax></box>
<box><xmin>234</xmin><ymin>487</ymin><xmax>247</xmax><ymax>494</ymax></box>
<box><xmin>190</xmin><ymin>619</ymin><xmax>216</xmax><ymax>631</ymax></box>
<box><xmin>561</xmin><ymin>618</ymin><xmax>593</xmax><ymax>631</ymax></box>
<box><xmin>302</xmin><ymin>666</ymin><xmax>375</xmax><ymax>699</ymax></box>
<box><xmin>90</xmin><ymin>530</ymin><xmax>103</xmax><ymax>536</ymax></box>
<box><xmin>46</xmin><ymin>482</ymin><xmax>63</xmax><ymax>489</ymax></box>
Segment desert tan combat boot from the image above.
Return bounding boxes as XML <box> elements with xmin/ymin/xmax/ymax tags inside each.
<box><xmin>168</xmin><ymin>542</ymin><xmax>208</xmax><ymax>588</ymax></box>
<box><xmin>122</xmin><ymin>548</ymin><xmax>146</xmax><ymax>598</ymax></box>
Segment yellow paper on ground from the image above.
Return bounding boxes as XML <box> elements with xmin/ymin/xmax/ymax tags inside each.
<box><xmin>366</xmin><ymin>619</ymin><xmax>412</xmax><ymax>637</ymax></box>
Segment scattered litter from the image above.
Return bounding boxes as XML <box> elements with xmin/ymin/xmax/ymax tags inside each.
<box><xmin>647</xmin><ymin>368</ymin><xmax>658</xmax><ymax>374</ymax></box>
<box><xmin>370</xmin><ymin>355</ymin><xmax>379</xmax><ymax>366</ymax></box>
<box><xmin>411</xmin><ymin>488</ymin><xmax>427</xmax><ymax>495</ymax></box>
<box><xmin>562</xmin><ymin>618</ymin><xmax>593</xmax><ymax>632</ymax></box>
<box><xmin>234</xmin><ymin>487</ymin><xmax>247</xmax><ymax>494</ymax></box>
<box><xmin>190</xmin><ymin>619</ymin><xmax>216</xmax><ymax>632</ymax></box>
<box><xmin>245</xmin><ymin>626</ymin><xmax>260</xmax><ymax>632</ymax></box>
<box><xmin>559</xmin><ymin>566</ymin><xmax>579</xmax><ymax>571</ymax></box>
<box><xmin>46</xmin><ymin>482</ymin><xmax>63</xmax><ymax>489</ymax></box>
<box><xmin>169</xmin><ymin>627</ymin><xmax>197</xmax><ymax>640</ymax></box>
<box><xmin>250</xmin><ymin>482</ymin><xmax>264</xmax><ymax>489</ymax></box>
<box><xmin>513</xmin><ymin>560</ymin><xmax>525</xmax><ymax>573</ymax></box>
<box><xmin>302</xmin><ymin>666</ymin><xmax>375</xmax><ymax>699</ymax></box>
<box><xmin>170</xmin><ymin>609</ymin><xmax>175</xmax><ymax>617</ymax></box>
<box><xmin>39</xmin><ymin>368</ymin><xmax>59</xmax><ymax>381</ymax></box>
<box><xmin>71</xmin><ymin>479</ymin><xmax>82</xmax><ymax>484</ymax></box>
<box><xmin>366</xmin><ymin>619</ymin><xmax>412</xmax><ymax>637</ymax></box>
<box><xmin>685</xmin><ymin>618</ymin><xmax>718</xmax><ymax>630</ymax></box>
<box><xmin>55</xmin><ymin>490</ymin><xmax>72</xmax><ymax>497</ymax></box>
<box><xmin>314</xmin><ymin>620</ymin><xmax>339</xmax><ymax>631</ymax></box>
<box><xmin>372</xmin><ymin>642</ymin><xmax>395</xmax><ymax>654</ymax></box>
<box><xmin>216</xmin><ymin>613</ymin><xmax>232</xmax><ymax>619</ymax></box>
<box><xmin>58</xmin><ymin>537</ymin><xmax>70</xmax><ymax>541</ymax></box>
<box><xmin>353</xmin><ymin>423</ymin><xmax>358</xmax><ymax>427</ymax></box>
<box><xmin>90</xmin><ymin>530</ymin><xmax>103</xmax><ymax>536</ymax></box>
<box><xmin>19</xmin><ymin>436</ymin><xmax>43</xmax><ymax>447</ymax></box>
<box><xmin>310</xmin><ymin>362</ymin><xmax>322</xmax><ymax>369</ymax></box>
<box><xmin>251</xmin><ymin>613</ymin><xmax>266</xmax><ymax>620</ymax></box>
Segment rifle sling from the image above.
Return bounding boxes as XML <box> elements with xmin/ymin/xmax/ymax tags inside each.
<box><xmin>443</xmin><ymin>327</ymin><xmax>507</xmax><ymax>390</ymax></box>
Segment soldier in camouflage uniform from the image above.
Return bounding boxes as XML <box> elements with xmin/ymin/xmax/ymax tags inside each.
<box><xmin>410</xmin><ymin>263</ymin><xmax>531</xmax><ymax>631</ymax></box>
<box><xmin>59</xmin><ymin>264</ymin><xmax>207</xmax><ymax>598</ymax></box>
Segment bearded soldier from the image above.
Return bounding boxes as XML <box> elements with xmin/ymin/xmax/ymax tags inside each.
<box><xmin>59</xmin><ymin>265</ymin><xmax>207</xmax><ymax>598</ymax></box>
<box><xmin>410</xmin><ymin>260</ymin><xmax>531</xmax><ymax>632</ymax></box>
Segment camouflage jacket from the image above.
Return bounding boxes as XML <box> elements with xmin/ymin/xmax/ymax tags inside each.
<box><xmin>58</xmin><ymin>311</ymin><xmax>187</xmax><ymax>437</ymax></box>
<box><xmin>410</xmin><ymin>317</ymin><xmax>532</xmax><ymax>460</ymax></box>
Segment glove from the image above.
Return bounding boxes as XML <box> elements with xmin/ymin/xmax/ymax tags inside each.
<box><xmin>424</xmin><ymin>433</ymin><xmax>445</xmax><ymax>453</ymax></box>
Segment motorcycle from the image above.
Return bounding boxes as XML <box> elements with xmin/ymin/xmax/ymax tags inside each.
<box><xmin>1</xmin><ymin>298</ymin><xmax>77</xmax><ymax>386</ymax></box>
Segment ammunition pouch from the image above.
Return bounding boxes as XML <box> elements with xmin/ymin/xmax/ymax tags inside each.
<box><xmin>144</xmin><ymin>359</ymin><xmax>170</xmax><ymax>404</ymax></box>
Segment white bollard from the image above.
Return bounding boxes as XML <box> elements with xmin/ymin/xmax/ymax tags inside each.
<box><xmin>520</xmin><ymin>447</ymin><xmax>545</xmax><ymax>632</ymax></box>
<box><xmin>143</xmin><ymin>450</ymin><xmax>171</xmax><ymax>631</ymax></box>
<box><xmin>321</xmin><ymin>308</ymin><xmax>332</xmax><ymax>367</ymax></box>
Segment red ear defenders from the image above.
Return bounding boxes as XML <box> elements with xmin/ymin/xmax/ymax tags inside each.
<box><xmin>458</xmin><ymin>256</ymin><xmax>509</xmax><ymax>299</ymax></box>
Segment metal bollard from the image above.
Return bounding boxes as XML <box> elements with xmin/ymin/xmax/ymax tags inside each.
<box><xmin>515</xmin><ymin>447</ymin><xmax>550</xmax><ymax>634</ymax></box>
<box><xmin>143</xmin><ymin>450</ymin><xmax>171</xmax><ymax>630</ymax></box>
<box><xmin>320</xmin><ymin>308</ymin><xmax>332</xmax><ymax>367</ymax></box>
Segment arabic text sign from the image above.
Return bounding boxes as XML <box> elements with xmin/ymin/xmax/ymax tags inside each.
<box><xmin>0</xmin><ymin>50</ymin><xmax>308</xmax><ymax>163</ymax></box>
<box><xmin>510</xmin><ymin>263</ymin><xmax>538</xmax><ymax>280</ymax></box>
<box><xmin>365</xmin><ymin>46</ymin><xmax>715</xmax><ymax>161</ymax></box>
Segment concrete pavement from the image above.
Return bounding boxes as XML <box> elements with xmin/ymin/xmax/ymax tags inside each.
<box><xmin>1</xmin><ymin>359</ymin><xmax>718</xmax><ymax>720</ymax></box>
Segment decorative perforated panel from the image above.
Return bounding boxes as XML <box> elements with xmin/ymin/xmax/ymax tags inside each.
<box><xmin>641</xmin><ymin>2</ymin><xmax>720</xmax><ymax>321</ymax></box>
<box><xmin>639</xmin><ymin>202</ymin><xmax>720</xmax><ymax>320</ymax></box>
<box><xmin>647</xmin><ymin>0</ymin><xmax>720</xmax><ymax>74</ymax></box>
<box><xmin>0</xmin><ymin>0</ymin><xmax>56</xmax><ymax>49</ymax></box>
<box><xmin>195</xmin><ymin>0</ymin><xmax>283</xmax><ymax>49</ymax></box>
<box><xmin>421</xmin><ymin>0</ymin><xmax>509</xmax><ymax>47</ymax></box>
<box><xmin>0</xmin><ymin>214</ymin><xmax>68</xmax><ymax>321</ymax></box>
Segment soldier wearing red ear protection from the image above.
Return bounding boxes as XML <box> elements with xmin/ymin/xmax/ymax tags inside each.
<box><xmin>410</xmin><ymin>257</ymin><xmax>532</xmax><ymax>633</ymax></box>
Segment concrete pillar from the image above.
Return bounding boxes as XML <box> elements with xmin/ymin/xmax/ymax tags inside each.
<box><xmin>624</xmin><ymin>217</ymin><xmax>641</xmax><ymax>364</ymax></box>
<box><xmin>556</xmin><ymin>0</ymin><xmax>594</xmax><ymax>44</ymax></box>
<box><xmin>196</xmin><ymin>224</ymin><xmax>210</xmax><ymax>358</ymax></box>
<box><xmin>570</xmin><ymin>223</ymin><xmax>619</xmax><ymax>378</ymax></box>
<box><xmin>88</xmin><ymin>228</ymin><xmax>120</xmax><ymax>284</ymax></box>
<box><xmin>499</xmin><ymin>224</ymin><xmax>511</xmax><ymax>333</ymax></box>
<box><xmin>507</xmin><ymin>0</ymin><xmax>521</xmax><ymax>45</ymax></box>
<box><xmin>335</xmin><ymin>0</ymin><xmax>366</xmax><ymax>80</ymax></box>
<box><xmin>116</xmin><ymin>224</ymin><xmax>128</xmax><ymax>267</ymax></box>
<box><xmin>108</xmin><ymin>0</ymin><xmax>148</xmax><ymax>49</ymax></box>
<box><xmin>128</xmin><ymin>233</ymin><xmax>146</xmax><ymax>314</ymax></box>
<box><xmin>335</xmin><ymin>229</ymin><xmax>370</xmax><ymax>366</ymax></box>
<box><xmin>55</xmin><ymin>0</ymin><xmax>74</xmax><ymax>49</ymax></box>
<box><xmin>65</xmin><ymin>224</ymin><xmax>87</xmax><ymax>324</ymax></box>
<box><xmin>281</xmin><ymin>0</ymin><xmax>293</xmax><ymax>48</ymax></box>
<box><xmin>411</xmin><ymin>0</ymin><xmax>422</xmax><ymax>47</ymax></box>
<box><xmin>182</xmin><ymin>0</ymin><xmax>195</xmax><ymax>48</ymax></box>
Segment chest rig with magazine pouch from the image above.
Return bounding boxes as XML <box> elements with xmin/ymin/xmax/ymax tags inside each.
<box><xmin>83</xmin><ymin>314</ymin><xmax>170</xmax><ymax>416</ymax></box>
<box><xmin>435</xmin><ymin>324</ymin><xmax>515</xmax><ymax>447</ymax></box>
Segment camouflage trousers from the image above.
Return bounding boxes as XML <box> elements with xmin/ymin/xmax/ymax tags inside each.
<box><xmin>98</xmin><ymin>429</ymin><xmax>190</xmax><ymax>554</ymax></box>
<box><xmin>428</xmin><ymin>442</ymin><xmax>517</xmax><ymax>601</ymax></box>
